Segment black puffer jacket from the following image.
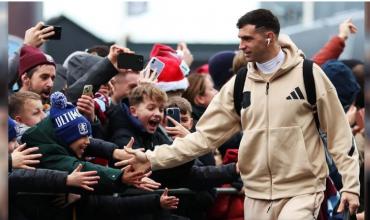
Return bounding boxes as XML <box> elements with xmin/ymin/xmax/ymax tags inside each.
<box><xmin>78</xmin><ymin>194</ymin><xmax>167</xmax><ymax>220</ymax></box>
<box><xmin>9</xmin><ymin>168</ymin><xmax>74</xmax><ymax>220</ymax></box>
<box><xmin>9</xmin><ymin>168</ymin><xmax>171</xmax><ymax>220</ymax></box>
<box><xmin>9</xmin><ymin>168</ymin><xmax>70</xmax><ymax>195</ymax></box>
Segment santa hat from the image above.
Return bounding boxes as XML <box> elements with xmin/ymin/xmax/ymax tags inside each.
<box><xmin>50</xmin><ymin>92</ymin><xmax>91</xmax><ymax>145</ymax></box>
<box><xmin>195</xmin><ymin>64</ymin><xmax>209</xmax><ymax>74</ymax></box>
<box><xmin>19</xmin><ymin>45</ymin><xmax>56</xmax><ymax>76</ymax></box>
<box><xmin>150</xmin><ymin>44</ymin><xmax>189</xmax><ymax>92</ymax></box>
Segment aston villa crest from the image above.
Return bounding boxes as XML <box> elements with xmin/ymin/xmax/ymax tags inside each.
<box><xmin>78</xmin><ymin>122</ymin><xmax>89</xmax><ymax>135</ymax></box>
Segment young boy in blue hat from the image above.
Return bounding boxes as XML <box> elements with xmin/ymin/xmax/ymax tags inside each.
<box><xmin>9</xmin><ymin>115</ymin><xmax>100</xmax><ymax>190</ymax></box>
<box><xmin>20</xmin><ymin>92</ymin><xmax>180</xmax><ymax>219</ymax></box>
<box><xmin>22</xmin><ymin>91</ymin><xmax>149</xmax><ymax>191</ymax></box>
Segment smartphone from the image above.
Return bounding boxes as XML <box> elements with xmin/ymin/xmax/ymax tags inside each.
<box><xmin>117</xmin><ymin>53</ymin><xmax>144</xmax><ymax>71</ymax></box>
<box><xmin>41</xmin><ymin>25</ymin><xmax>62</xmax><ymax>40</ymax></box>
<box><xmin>82</xmin><ymin>85</ymin><xmax>93</xmax><ymax>97</ymax></box>
<box><xmin>342</xmin><ymin>205</ymin><xmax>356</xmax><ymax>220</ymax></box>
<box><xmin>148</xmin><ymin>57</ymin><xmax>165</xmax><ymax>77</ymax></box>
<box><xmin>166</xmin><ymin>107</ymin><xmax>180</xmax><ymax>127</ymax></box>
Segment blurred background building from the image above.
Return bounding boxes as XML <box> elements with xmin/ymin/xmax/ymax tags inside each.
<box><xmin>8</xmin><ymin>1</ymin><xmax>365</xmax><ymax>70</ymax></box>
<box><xmin>3</xmin><ymin>2</ymin><xmax>369</xmax><ymax>220</ymax></box>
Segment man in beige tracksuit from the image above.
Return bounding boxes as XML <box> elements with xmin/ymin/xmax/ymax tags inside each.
<box><xmin>121</xmin><ymin>9</ymin><xmax>360</xmax><ymax>220</ymax></box>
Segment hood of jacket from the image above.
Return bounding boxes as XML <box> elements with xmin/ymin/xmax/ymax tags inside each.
<box><xmin>247</xmin><ymin>34</ymin><xmax>305</xmax><ymax>82</ymax></box>
<box><xmin>108</xmin><ymin>100</ymin><xmax>147</xmax><ymax>135</ymax></box>
<box><xmin>107</xmin><ymin>100</ymin><xmax>174</xmax><ymax>151</ymax></box>
<box><xmin>191</xmin><ymin>104</ymin><xmax>206</xmax><ymax>122</ymax></box>
<box><xmin>64</xmin><ymin>52</ymin><xmax>103</xmax><ymax>87</ymax></box>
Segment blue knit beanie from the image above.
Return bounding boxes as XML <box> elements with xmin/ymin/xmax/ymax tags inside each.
<box><xmin>50</xmin><ymin>92</ymin><xmax>92</xmax><ymax>145</ymax></box>
<box><xmin>322</xmin><ymin>60</ymin><xmax>361</xmax><ymax>112</ymax></box>
<box><xmin>8</xmin><ymin>116</ymin><xmax>18</xmax><ymax>142</ymax></box>
<box><xmin>208</xmin><ymin>51</ymin><xmax>236</xmax><ymax>90</ymax></box>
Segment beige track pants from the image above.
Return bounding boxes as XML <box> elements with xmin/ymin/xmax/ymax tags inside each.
<box><xmin>244</xmin><ymin>192</ymin><xmax>324</xmax><ymax>220</ymax></box>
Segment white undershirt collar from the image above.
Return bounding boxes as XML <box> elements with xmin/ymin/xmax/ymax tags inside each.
<box><xmin>256</xmin><ymin>49</ymin><xmax>285</xmax><ymax>75</ymax></box>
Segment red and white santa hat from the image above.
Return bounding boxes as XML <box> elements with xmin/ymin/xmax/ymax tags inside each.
<box><xmin>150</xmin><ymin>43</ymin><xmax>189</xmax><ymax>92</ymax></box>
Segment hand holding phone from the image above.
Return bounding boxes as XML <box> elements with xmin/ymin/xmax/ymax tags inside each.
<box><xmin>138</xmin><ymin>57</ymin><xmax>165</xmax><ymax>85</ymax></box>
<box><xmin>166</xmin><ymin>107</ymin><xmax>180</xmax><ymax>127</ymax></box>
<box><xmin>117</xmin><ymin>53</ymin><xmax>144</xmax><ymax>71</ymax></box>
<box><xmin>342</xmin><ymin>205</ymin><xmax>357</xmax><ymax>220</ymax></box>
<box><xmin>41</xmin><ymin>25</ymin><xmax>62</xmax><ymax>40</ymax></box>
<box><xmin>82</xmin><ymin>85</ymin><xmax>93</xmax><ymax>97</ymax></box>
<box><xmin>148</xmin><ymin>57</ymin><xmax>165</xmax><ymax>77</ymax></box>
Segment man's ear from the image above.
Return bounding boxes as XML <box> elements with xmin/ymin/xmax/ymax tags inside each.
<box><xmin>129</xmin><ymin>106</ymin><xmax>138</xmax><ymax>117</ymax></box>
<box><xmin>14</xmin><ymin>115</ymin><xmax>23</xmax><ymax>124</ymax></box>
<box><xmin>21</xmin><ymin>74</ymin><xmax>30</xmax><ymax>88</ymax></box>
<box><xmin>266</xmin><ymin>32</ymin><xmax>275</xmax><ymax>42</ymax></box>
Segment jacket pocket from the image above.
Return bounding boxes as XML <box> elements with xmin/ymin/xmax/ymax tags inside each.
<box><xmin>269</xmin><ymin>126</ymin><xmax>315</xmax><ymax>184</ymax></box>
<box><xmin>238</xmin><ymin>129</ymin><xmax>270</xmax><ymax>184</ymax></box>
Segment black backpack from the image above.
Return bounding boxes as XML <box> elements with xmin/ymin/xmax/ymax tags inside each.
<box><xmin>233</xmin><ymin>60</ymin><xmax>339</xmax><ymax>171</ymax></box>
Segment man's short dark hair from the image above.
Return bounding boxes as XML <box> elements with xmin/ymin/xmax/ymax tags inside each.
<box><xmin>237</xmin><ymin>9</ymin><xmax>280</xmax><ymax>36</ymax></box>
<box><xmin>17</xmin><ymin>65</ymin><xmax>39</xmax><ymax>87</ymax></box>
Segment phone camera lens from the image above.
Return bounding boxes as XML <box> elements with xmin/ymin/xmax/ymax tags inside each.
<box><xmin>168</xmin><ymin>109</ymin><xmax>173</xmax><ymax>115</ymax></box>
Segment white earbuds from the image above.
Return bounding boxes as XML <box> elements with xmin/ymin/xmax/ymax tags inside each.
<box><xmin>266</xmin><ymin>38</ymin><xmax>271</xmax><ymax>46</ymax></box>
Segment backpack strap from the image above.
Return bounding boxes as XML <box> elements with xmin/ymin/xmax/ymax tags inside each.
<box><xmin>302</xmin><ymin>59</ymin><xmax>320</xmax><ymax>131</ymax></box>
<box><xmin>233</xmin><ymin>66</ymin><xmax>248</xmax><ymax>116</ymax></box>
<box><xmin>233</xmin><ymin>60</ymin><xmax>318</xmax><ymax>128</ymax></box>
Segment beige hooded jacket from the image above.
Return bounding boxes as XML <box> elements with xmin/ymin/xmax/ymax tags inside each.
<box><xmin>146</xmin><ymin>35</ymin><xmax>360</xmax><ymax>200</ymax></box>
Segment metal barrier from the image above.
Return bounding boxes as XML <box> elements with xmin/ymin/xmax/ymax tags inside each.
<box><xmin>110</xmin><ymin>187</ymin><xmax>242</xmax><ymax>197</ymax></box>
<box><xmin>15</xmin><ymin>187</ymin><xmax>244</xmax><ymax>219</ymax></box>
<box><xmin>17</xmin><ymin>187</ymin><xmax>243</xmax><ymax>196</ymax></box>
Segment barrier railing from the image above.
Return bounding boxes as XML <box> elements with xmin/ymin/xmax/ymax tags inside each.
<box><xmin>17</xmin><ymin>187</ymin><xmax>243</xmax><ymax>196</ymax></box>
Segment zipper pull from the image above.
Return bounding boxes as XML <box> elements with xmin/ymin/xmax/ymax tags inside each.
<box><xmin>266</xmin><ymin>200</ymin><xmax>273</xmax><ymax>213</ymax></box>
<box><xmin>265</xmin><ymin>82</ymin><xmax>270</xmax><ymax>95</ymax></box>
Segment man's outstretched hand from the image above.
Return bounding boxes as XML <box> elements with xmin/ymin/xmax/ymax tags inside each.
<box><xmin>115</xmin><ymin>137</ymin><xmax>152</xmax><ymax>176</ymax></box>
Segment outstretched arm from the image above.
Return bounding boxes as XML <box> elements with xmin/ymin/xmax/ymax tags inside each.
<box><xmin>312</xmin><ymin>18</ymin><xmax>358</xmax><ymax>66</ymax></box>
<box><xmin>65</xmin><ymin>45</ymin><xmax>134</xmax><ymax>103</ymax></box>
<box><xmin>117</xmin><ymin>76</ymin><xmax>241</xmax><ymax>175</ymax></box>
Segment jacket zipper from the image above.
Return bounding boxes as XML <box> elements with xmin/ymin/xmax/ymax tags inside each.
<box><xmin>265</xmin><ymin>82</ymin><xmax>273</xmax><ymax>213</ymax></box>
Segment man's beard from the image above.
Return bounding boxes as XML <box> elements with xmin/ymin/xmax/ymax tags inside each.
<box><xmin>29</xmin><ymin>86</ymin><xmax>51</xmax><ymax>104</ymax></box>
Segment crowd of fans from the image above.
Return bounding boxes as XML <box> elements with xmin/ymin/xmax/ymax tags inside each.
<box><xmin>7</xmin><ymin>14</ymin><xmax>364</xmax><ymax>220</ymax></box>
